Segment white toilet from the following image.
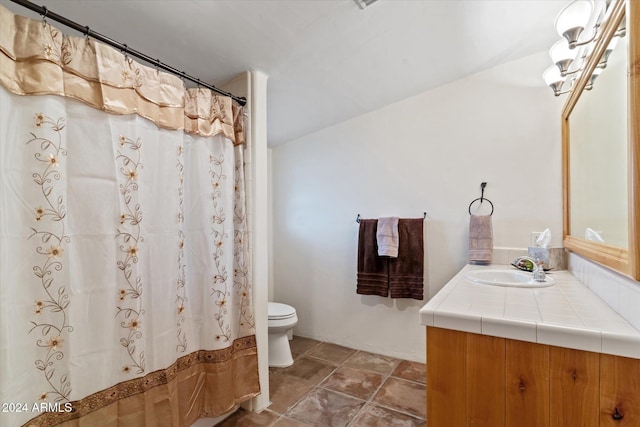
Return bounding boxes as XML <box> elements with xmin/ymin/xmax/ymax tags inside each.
<box><xmin>267</xmin><ymin>302</ymin><xmax>298</xmax><ymax>367</ymax></box>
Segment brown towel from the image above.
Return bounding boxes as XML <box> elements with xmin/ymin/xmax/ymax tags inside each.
<box><xmin>389</xmin><ymin>219</ymin><xmax>424</xmax><ymax>300</ymax></box>
<box><xmin>469</xmin><ymin>214</ymin><xmax>493</xmax><ymax>265</ymax></box>
<box><xmin>357</xmin><ymin>219</ymin><xmax>389</xmax><ymax>297</ymax></box>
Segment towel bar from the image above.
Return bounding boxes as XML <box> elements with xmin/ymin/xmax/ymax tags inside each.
<box><xmin>356</xmin><ymin>212</ymin><xmax>427</xmax><ymax>223</ymax></box>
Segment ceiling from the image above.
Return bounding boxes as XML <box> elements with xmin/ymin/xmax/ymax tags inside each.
<box><xmin>1</xmin><ymin>0</ymin><xmax>567</xmax><ymax>146</ymax></box>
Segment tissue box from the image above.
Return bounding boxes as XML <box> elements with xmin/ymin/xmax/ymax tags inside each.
<box><xmin>528</xmin><ymin>247</ymin><xmax>566</xmax><ymax>270</ymax></box>
<box><xmin>528</xmin><ymin>247</ymin><xmax>549</xmax><ymax>265</ymax></box>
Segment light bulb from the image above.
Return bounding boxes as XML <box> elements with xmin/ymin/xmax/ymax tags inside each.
<box><xmin>555</xmin><ymin>0</ymin><xmax>594</xmax><ymax>48</ymax></box>
<box><xmin>598</xmin><ymin>36</ymin><xmax>619</xmax><ymax>68</ymax></box>
<box><xmin>543</xmin><ymin>66</ymin><xmax>563</xmax><ymax>86</ymax></box>
<box><xmin>586</xmin><ymin>67</ymin><xmax>603</xmax><ymax>90</ymax></box>
<box><xmin>550</xmin><ymin>40</ymin><xmax>578</xmax><ymax>76</ymax></box>
<box><xmin>543</xmin><ymin>65</ymin><xmax>566</xmax><ymax>95</ymax></box>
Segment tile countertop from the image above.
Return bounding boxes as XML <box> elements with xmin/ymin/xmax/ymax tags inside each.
<box><xmin>419</xmin><ymin>264</ymin><xmax>640</xmax><ymax>359</ymax></box>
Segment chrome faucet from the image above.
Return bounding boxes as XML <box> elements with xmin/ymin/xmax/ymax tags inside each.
<box><xmin>520</xmin><ymin>256</ymin><xmax>546</xmax><ymax>282</ymax></box>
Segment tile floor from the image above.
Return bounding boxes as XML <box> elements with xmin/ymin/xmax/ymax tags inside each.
<box><xmin>215</xmin><ymin>336</ymin><xmax>427</xmax><ymax>427</ymax></box>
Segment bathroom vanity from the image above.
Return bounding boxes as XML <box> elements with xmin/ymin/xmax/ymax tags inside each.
<box><xmin>419</xmin><ymin>264</ymin><xmax>640</xmax><ymax>427</ymax></box>
<box><xmin>421</xmin><ymin>0</ymin><xmax>640</xmax><ymax>425</ymax></box>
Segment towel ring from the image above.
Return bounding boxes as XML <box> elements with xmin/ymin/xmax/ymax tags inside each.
<box><xmin>468</xmin><ymin>197</ymin><xmax>494</xmax><ymax>216</ymax></box>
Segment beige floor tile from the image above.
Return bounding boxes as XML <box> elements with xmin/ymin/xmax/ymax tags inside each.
<box><xmin>350</xmin><ymin>404</ymin><xmax>426</xmax><ymax>427</ymax></box>
<box><xmin>214</xmin><ymin>408</ymin><xmax>280</xmax><ymax>426</ymax></box>
<box><xmin>320</xmin><ymin>366</ymin><xmax>385</xmax><ymax>400</ymax></box>
<box><xmin>391</xmin><ymin>360</ymin><xmax>426</xmax><ymax>384</ymax></box>
<box><xmin>265</xmin><ymin>339</ymin><xmax>428</xmax><ymax>426</ymax></box>
<box><xmin>289</xmin><ymin>336</ymin><xmax>322</xmax><ymax>359</ymax></box>
<box><xmin>268</xmin><ymin>372</ymin><xmax>315</xmax><ymax>414</ymax></box>
<box><xmin>274</xmin><ymin>356</ymin><xmax>336</xmax><ymax>385</ymax></box>
<box><xmin>272</xmin><ymin>416</ymin><xmax>312</xmax><ymax>426</ymax></box>
<box><xmin>373</xmin><ymin>377</ymin><xmax>427</xmax><ymax>419</ymax></box>
<box><xmin>344</xmin><ymin>350</ymin><xmax>399</xmax><ymax>374</ymax></box>
<box><xmin>306</xmin><ymin>342</ymin><xmax>356</xmax><ymax>364</ymax></box>
<box><xmin>287</xmin><ymin>388</ymin><xmax>364</xmax><ymax>427</ymax></box>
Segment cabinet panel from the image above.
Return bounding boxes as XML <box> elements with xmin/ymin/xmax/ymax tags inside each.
<box><xmin>600</xmin><ymin>354</ymin><xmax>640</xmax><ymax>426</ymax></box>
<box><xmin>549</xmin><ymin>347</ymin><xmax>599</xmax><ymax>427</ymax></box>
<box><xmin>426</xmin><ymin>326</ymin><xmax>466</xmax><ymax>427</ymax></box>
<box><xmin>466</xmin><ymin>333</ymin><xmax>505</xmax><ymax>426</ymax></box>
<box><xmin>426</xmin><ymin>327</ymin><xmax>639</xmax><ymax>427</ymax></box>
<box><xmin>506</xmin><ymin>340</ymin><xmax>550</xmax><ymax>427</ymax></box>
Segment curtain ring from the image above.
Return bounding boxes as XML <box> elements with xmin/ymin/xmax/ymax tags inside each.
<box><xmin>122</xmin><ymin>44</ymin><xmax>128</xmax><ymax>59</ymax></box>
<box><xmin>84</xmin><ymin>26</ymin><xmax>90</xmax><ymax>40</ymax></box>
<box><xmin>41</xmin><ymin>6</ymin><xmax>48</xmax><ymax>27</ymax></box>
<box><xmin>152</xmin><ymin>59</ymin><xmax>160</xmax><ymax>76</ymax></box>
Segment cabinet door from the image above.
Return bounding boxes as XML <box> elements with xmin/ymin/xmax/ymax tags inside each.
<box><xmin>600</xmin><ymin>354</ymin><xmax>640</xmax><ymax>426</ymax></box>
<box><xmin>506</xmin><ymin>340</ymin><xmax>550</xmax><ymax>427</ymax></box>
<box><xmin>426</xmin><ymin>327</ymin><xmax>466</xmax><ymax>427</ymax></box>
<box><xmin>549</xmin><ymin>347</ymin><xmax>599</xmax><ymax>427</ymax></box>
<box><xmin>467</xmin><ymin>333</ymin><xmax>506</xmax><ymax>426</ymax></box>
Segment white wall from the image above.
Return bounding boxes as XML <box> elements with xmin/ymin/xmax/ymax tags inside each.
<box><xmin>271</xmin><ymin>51</ymin><xmax>564</xmax><ymax>362</ymax></box>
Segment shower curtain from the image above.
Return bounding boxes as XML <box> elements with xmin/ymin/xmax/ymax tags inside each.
<box><xmin>0</xmin><ymin>5</ymin><xmax>259</xmax><ymax>427</ymax></box>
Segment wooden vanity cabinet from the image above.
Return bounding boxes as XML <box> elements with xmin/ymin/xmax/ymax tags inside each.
<box><xmin>426</xmin><ymin>327</ymin><xmax>640</xmax><ymax>427</ymax></box>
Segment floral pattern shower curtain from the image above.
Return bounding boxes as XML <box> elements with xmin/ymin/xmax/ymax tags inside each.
<box><xmin>0</xmin><ymin>5</ymin><xmax>258</xmax><ymax>427</ymax></box>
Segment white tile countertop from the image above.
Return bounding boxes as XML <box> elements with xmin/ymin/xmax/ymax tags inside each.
<box><xmin>419</xmin><ymin>264</ymin><xmax>640</xmax><ymax>359</ymax></box>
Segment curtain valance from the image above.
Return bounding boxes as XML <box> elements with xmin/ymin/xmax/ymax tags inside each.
<box><xmin>0</xmin><ymin>5</ymin><xmax>245</xmax><ymax>145</ymax></box>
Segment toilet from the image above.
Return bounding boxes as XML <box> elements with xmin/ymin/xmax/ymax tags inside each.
<box><xmin>267</xmin><ymin>302</ymin><xmax>298</xmax><ymax>367</ymax></box>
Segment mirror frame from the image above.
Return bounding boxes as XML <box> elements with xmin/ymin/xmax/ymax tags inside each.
<box><xmin>562</xmin><ymin>0</ymin><xmax>640</xmax><ymax>280</ymax></box>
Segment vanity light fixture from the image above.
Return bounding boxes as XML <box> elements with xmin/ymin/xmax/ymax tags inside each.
<box><xmin>543</xmin><ymin>0</ymin><xmax>617</xmax><ymax>96</ymax></box>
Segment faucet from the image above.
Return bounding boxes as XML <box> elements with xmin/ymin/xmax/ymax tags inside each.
<box><xmin>520</xmin><ymin>256</ymin><xmax>546</xmax><ymax>282</ymax></box>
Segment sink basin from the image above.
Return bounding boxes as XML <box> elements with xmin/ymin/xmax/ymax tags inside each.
<box><xmin>464</xmin><ymin>269</ymin><xmax>555</xmax><ymax>288</ymax></box>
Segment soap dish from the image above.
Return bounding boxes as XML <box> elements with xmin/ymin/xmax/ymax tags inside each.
<box><xmin>511</xmin><ymin>258</ymin><xmax>534</xmax><ymax>272</ymax></box>
<box><xmin>511</xmin><ymin>257</ymin><xmax>552</xmax><ymax>272</ymax></box>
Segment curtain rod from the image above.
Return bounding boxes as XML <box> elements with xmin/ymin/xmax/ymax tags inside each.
<box><xmin>9</xmin><ymin>0</ymin><xmax>248</xmax><ymax>107</ymax></box>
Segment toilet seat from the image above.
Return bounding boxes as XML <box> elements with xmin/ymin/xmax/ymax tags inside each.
<box><xmin>268</xmin><ymin>302</ymin><xmax>296</xmax><ymax>320</ymax></box>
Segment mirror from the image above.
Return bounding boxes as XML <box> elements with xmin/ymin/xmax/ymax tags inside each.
<box><xmin>570</xmin><ymin>24</ymin><xmax>628</xmax><ymax>249</ymax></box>
<box><xmin>563</xmin><ymin>0</ymin><xmax>640</xmax><ymax>280</ymax></box>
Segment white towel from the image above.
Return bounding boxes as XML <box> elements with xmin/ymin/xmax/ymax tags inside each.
<box><xmin>377</xmin><ymin>217</ymin><xmax>399</xmax><ymax>258</ymax></box>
